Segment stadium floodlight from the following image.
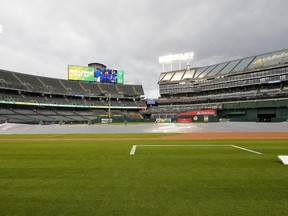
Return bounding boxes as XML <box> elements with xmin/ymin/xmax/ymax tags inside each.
<box><xmin>159</xmin><ymin>52</ymin><xmax>194</xmax><ymax>64</ymax></box>
<box><xmin>159</xmin><ymin>52</ymin><xmax>194</xmax><ymax>71</ymax></box>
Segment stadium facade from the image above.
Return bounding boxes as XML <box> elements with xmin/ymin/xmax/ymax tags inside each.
<box><xmin>142</xmin><ymin>49</ymin><xmax>288</xmax><ymax>122</ymax></box>
<box><xmin>0</xmin><ymin>67</ymin><xmax>146</xmax><ymax>124</ymax></box>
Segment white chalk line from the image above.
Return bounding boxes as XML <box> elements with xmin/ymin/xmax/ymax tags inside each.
<box><xmin>129</xmin><ymin>145</ymin><xmax>262</xmax><ymax>155</ymax></box>
<box><xmin>130</xmin><ymin>145</ymin><xmax>137</xmax><ymax>155</ymax></box>
<box><xmin>231</xmin><ymin>145</ymin><xmax>262</xmax><ymax>155</ymax></box>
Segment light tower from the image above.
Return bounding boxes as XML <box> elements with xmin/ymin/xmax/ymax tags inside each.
<box><xmin>159</xmin><ymin>52</ymin><xmax>194</xmax><ymax>72</ymax></box>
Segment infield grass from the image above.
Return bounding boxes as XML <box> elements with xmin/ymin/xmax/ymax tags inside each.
<box><xmin>0</xmin><ymin>135</ymin><xmax>288</xmax><ymax>216</ymax></box>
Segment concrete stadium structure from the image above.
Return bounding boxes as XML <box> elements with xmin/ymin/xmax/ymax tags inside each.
<box><xmin>0</xmin><ymin>68</ymin><xmax>146</xmax><ymax>124</ymax></box>
<box><xmin>142</xmin><ymin>49</ymin><xmax>288</xmax><ymax>122</ymax></box>
<box><xmin>1</xmin><ymin>49</ymin><xmax>288</xmax><ymax>124</ymax></box>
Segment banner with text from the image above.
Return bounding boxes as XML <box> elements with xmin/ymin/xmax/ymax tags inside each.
<box><xmin>68</xmin><ymin>65</ymin><xmax>95</xmax><ymax>81</ymax></box>
<box><xmin>179</xmin><ymin>109</ymin><xmax>216</xmax><ymax>116</ymax></box>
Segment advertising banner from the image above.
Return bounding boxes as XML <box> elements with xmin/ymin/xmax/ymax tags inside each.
<box><xmin>101</xmin><ymin>119</ymin><xmax>113</xmax><ymax>124</ymax></box>
<box><xmin>117</xmin><ymin>70</ymin><xmax>124</xmax><ymax>84</ymax></box>
<box><xmin>179</xmin><ymin>109</ymin><xmax>216</xmax><ymax>116</ymax></box>
<box><xmin>155</xmin><ymin>118</ymin><xmax>172</xmax><ymax>123</ymax></box>
<box><xmin>147</xmin><ymin>99</ymin><xmax>156</xmax><ymax>105</ymax></box>
<box><xmin>177</xmin><ymin>118</ymin><xmax>192</xmax><ymax>123</ymax></box>
<box><xmin>68</xmin><ymin>65</ymin><xmax>94</xmax><ymax>81</ymax></box>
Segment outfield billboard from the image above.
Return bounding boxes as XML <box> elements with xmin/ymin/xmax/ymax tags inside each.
<box><xmin>177</xmin><ymin>118</ymin><xmax>192</xmax><ymax>123</ymax></box>
<box><xmin>179</xmin><ymin>109</ymin><xmax>217</xmax><ymax>116</ymax></box>
<box><xmin>68</xmin><ymin>65</ymin><xmax>95</xmax><ymax>81</ymax></box>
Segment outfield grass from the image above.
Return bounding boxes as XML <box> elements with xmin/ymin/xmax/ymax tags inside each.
<box><xmin>0</xmin><ymin>133</ymin><xmax>176</xmax><ymax>139</ymax></box>
<box><xmin>0</xmin><ymin>135</ymin><xmax>288</xmax><ymax>215</ymax></box>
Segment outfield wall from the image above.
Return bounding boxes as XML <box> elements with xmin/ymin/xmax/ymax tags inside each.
<box><xmin>218</xmin><ymin>99</ymin><xmax>288</xmax><ymax>122</ymax></box>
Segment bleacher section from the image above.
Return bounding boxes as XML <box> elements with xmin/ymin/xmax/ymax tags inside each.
<box><xmin>117</xmin><ymin>85</ymin><xmax>136</xmax><ymax>96</ymax></box>
<box><xmin>39</xmin><ymin>77</ymin><xmax>67</xmax><ymax>94</ymax></box>
<box><xmin>13</xmin><ymin>72</ymin><xmax>45</xmax><ymax>92</ymax></box>
<box><xmin>80</xmin><ymin>82</ymin><xmax>103</xmax><ymax>95</ymax></box>
<box><xmin>100</xmin><ymin>83</ymin><xmax>119</xmax><ymax>94</ymax></box>
<box><xmin>133</xmin><ymin>85</ymin><xmax>145</xmax><ymax>96</ymax></box>
<box><xmin>61</xmin><ymin>80</ymin><xmax>86</xmax><ymax>94</ymax></box>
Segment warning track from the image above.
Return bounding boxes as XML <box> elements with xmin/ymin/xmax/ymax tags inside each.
<box><xmin>0</xmin><ymin>132</ymin><xmax>288</xmax><ymax>141</ymax></box>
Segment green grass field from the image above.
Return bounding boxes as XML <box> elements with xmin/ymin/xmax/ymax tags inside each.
<box><xmin>0</xmin><ymin>134</ymin><xmax>288</xmax><ymax>216</ymax></box>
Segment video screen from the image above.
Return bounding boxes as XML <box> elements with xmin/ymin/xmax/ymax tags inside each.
<box><xmin>94</xmin><ymin>69</ymin><xmax>124</xmax><ymax>84</ymax></box>
<box><xmin>68</xmin><ymin>65</ymin><xmax>124</xmax><ymax>84</ymax></box>
<box><xmin>68</xmin><ymin>65</ymin><xmax>95</xmax><ymax>81</ymax></box>
<box><xmin>147</xmin><ymin>99</ymin><xmax>156</xmax><ymax>105</ymax></box>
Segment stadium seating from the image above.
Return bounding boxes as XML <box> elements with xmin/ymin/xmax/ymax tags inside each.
<box><xmin>117</xmin><ymin>85</ymin><xmax>136</xmax><ymax>96</ymax></box>
<box><xmin>13</xmin><ymin>72</ymin><xmax>46</xmax><ymax>92</ymax></box>
<box><xmin>80</xmin><ymin>82</ymin><xmax>102</xmax><ymax>96</ymax></box>
<box><xmin>0</xmin><ymin>68</ymin><xmax>146</xmax><ymax>124</ymax></box>
<box><xmin>61</xmin><ymin>80</ymin><xmax>86</xmax><ymax>94</ymax></box>
<box><xmin>99</xmin><ymin>83</ymin><xmax>119</xmax><ymax>94</ymax></box>
<box><xmin>145</xmin><ymin>49</ymin><xmax>288</xmax><ymax>122</ymax></box>
<box><xmin>39</xmin><ymin>76</ymin><xmax>67</xmax><ymax>94</ymax></box>
<box><xmin>0</xmin><ymin>69</ymin><xmax>23</xmax><ymax>86</ymax></box>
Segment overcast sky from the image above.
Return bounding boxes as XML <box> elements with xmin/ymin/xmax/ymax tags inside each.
<box><xmin>1</xmin><ymin>0</ymin><xmax>288</xmax><ymax>98</ymax></box>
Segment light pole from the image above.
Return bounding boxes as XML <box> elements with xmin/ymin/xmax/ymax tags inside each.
<box><xmin>108</xmin><ymin>93</ymin><xmax>111</xmax><ymax>122</ymax></box>
<box><xmin>159</xmin><ymin>52</ymin><xmax>194</xmax><ymax>72</ymax></box>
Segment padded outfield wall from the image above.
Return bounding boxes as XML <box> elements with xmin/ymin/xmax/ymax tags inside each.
<box><xmin>217</xmin><ymin>99</ymin><xmax>288</xmax><ymax>122</ymax></box>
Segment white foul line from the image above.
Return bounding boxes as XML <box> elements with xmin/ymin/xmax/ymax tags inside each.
<box><xmin>130</xmin><ymin>145</ymin><xmax>137</xmax><ymax>155</ymax></box>
<box><xmin>130</xmin><ymin>145</ymin><xmax>230</xmax><ymax>155</ymax></box>
<box><xmin>129</xmin><ymin>145</ymin><xmax>262</xmax><ymax>155</ymax></box>
<box><xmin>231</xmin><ymin>145</ymin><xmax>262</xmax><ymax>155</ymax></box>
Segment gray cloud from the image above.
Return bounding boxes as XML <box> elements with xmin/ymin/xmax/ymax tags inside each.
<box><xmin>1</xmin><ymin>0</ymin><xmax>288</xmax><ymax>98</ymax></box>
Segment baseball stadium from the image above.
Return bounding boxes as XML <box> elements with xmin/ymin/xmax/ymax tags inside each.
<box><xmin>143</xmin><ymin>48</ymin><xmax>288</xmax><ymax>123</ymax></box>
<box><xmin>1</xmin><ymin>49</ymin><xmax>288</xmax><ymax>216</ymax></box>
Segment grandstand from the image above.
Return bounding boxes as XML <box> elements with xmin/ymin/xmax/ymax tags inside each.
<box><xmin>142</xmin><ymin>49</ymin><xmax>288</xmax><ymax>122</ymax></box>
<box><xmin>0</xmin><ymin>68</ymin><xmax>146</xmax><ymax>124</ymax></box>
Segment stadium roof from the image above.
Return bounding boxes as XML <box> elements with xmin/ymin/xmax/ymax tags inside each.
<box><xmin>158</xmin><ymin>49</ymin><xmax>288</xmax><ymax>84</ymax></box>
